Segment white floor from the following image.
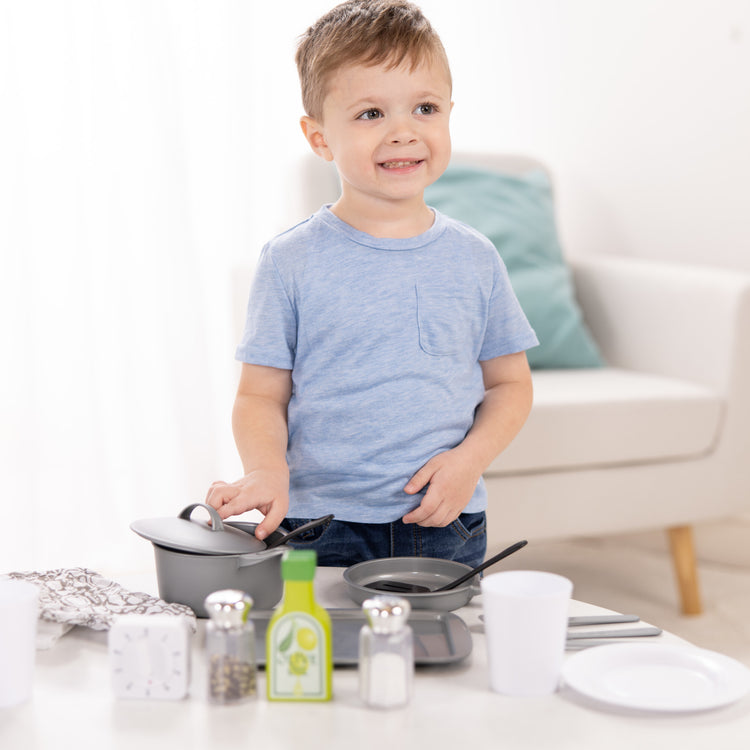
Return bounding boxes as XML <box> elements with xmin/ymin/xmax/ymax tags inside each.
<box><xmin>500</xmin><ymin>517</ymin><xmax>750</xmax><ymax>667</ymax></box>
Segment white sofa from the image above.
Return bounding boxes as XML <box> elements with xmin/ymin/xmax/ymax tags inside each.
<box><xmin>237</xmin><ymin>154</ymin><xmax>750</xmax><ymax>614</ymax></box>
<box><xmin>485</xmin><ymin>253</ymin><xmax>750</xmax><ymax>614</ymax></box>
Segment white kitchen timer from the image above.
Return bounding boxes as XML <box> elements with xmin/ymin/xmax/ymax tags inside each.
<box><xmin>109</xmin><ymin>614</ymin><xmax>191</xmax><ymax>700</ymax></box>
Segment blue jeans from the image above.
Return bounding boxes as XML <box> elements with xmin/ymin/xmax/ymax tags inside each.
<box><xmin>280</xmin><ymin>512</ymin><xmax>487</xmax><ymax>568</ymax></box>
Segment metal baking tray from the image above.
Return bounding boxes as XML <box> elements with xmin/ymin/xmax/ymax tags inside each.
<box><xmin>249</xmin><ymin>608</ymin><xmax>472</xmax><ymax>666</ymax></box>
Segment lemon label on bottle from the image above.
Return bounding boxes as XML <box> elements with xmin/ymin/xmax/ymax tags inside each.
<box><xmin>268</xmin><ymin>613</ymin><xmax>327</xmax><ymax>700</ymax></box>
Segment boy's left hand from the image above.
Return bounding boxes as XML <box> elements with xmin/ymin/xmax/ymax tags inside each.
<box><xmin>402</xmin><ymin>448</ymin><xmax>481</xmax><ymax>527</ymax></box>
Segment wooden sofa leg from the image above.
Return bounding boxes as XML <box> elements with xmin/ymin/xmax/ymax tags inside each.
<box><xmin>667</xmin><ymin>525</ymin><xmax>703</xmax><ymax>615</ymax></box>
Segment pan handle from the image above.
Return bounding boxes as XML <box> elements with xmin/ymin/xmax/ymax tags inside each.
<box><xmin>178</xmin><ymin>502</ymin><xmax>226</xmax><ymax>532</ymax></box>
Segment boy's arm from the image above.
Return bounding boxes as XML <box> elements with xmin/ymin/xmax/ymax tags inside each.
<box><xmin>402</xmin><ymin>351</ymin><xmax>533</xmax><ymax>527</ymax></box>
<box><xmin>205</xmin><ymin>363</ymin><xmax>292</xmax><ymax>541</ymax></box>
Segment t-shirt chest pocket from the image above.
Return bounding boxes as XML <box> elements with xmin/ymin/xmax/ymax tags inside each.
<box><xmin>415</xmin><ymin>284</ymin><xmax>481</xmax><ymax>357</ymax></box>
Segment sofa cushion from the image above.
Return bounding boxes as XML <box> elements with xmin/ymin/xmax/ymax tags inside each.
<box><xmin>485</xmin><ymin>368</ymin><xmax>724</xmax><ymax>475</ymax></box>
<box><xmin>424</xmin><ymin>165</ymin><xmax>603</xmax><ymax>369</ymax></box>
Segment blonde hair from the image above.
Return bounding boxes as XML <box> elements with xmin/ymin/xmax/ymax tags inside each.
<box><xmin>296</xmin><ymin>0</ymin><xmax>451</xmax><ymax>120</ymax></box>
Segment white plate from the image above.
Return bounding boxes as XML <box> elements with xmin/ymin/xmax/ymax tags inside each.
<box><xmin>562</xmin><ymin>642</ymin><xmax>750</xmax><ymax>712</ymax></box>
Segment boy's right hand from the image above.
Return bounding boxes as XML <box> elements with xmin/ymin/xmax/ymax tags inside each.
<box><xmin>204</xmin><ymin>468</ymin><xmax>289</xmax><ymax>542</ymax></box>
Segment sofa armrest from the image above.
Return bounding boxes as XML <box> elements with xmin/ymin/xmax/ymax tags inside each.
<box><xmin>571</xmin><ymin>255</ymin><xmax>750</xmax><ymax>393</ymax></box>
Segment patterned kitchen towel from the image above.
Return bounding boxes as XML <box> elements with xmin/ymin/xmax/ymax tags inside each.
<box><xmin>6</xmin><ymin>568</ymin><xmax>196</xmax><ymax>648</ymax></box>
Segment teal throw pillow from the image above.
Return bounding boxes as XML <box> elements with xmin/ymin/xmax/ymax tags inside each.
<box><xmin>424</xmin><ymin>165</ymin><xmax>603</xmax><ymax>369</ymax></box>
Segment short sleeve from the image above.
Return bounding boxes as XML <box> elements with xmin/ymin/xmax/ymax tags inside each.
<box><xmin>234</xmin><ymin>245</ymin><xmax>297</xmax><ymax>369</ymax></box>
<box><xmin>479</xmin><ymin>252</ymin><xmax>539</xmax><ymax>361</ymax></box>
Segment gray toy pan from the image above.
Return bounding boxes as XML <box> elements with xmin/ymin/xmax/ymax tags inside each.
<box><xmin>343</xmin><ymin>557</ymin><xmax>481</xmax><ymax>612</ymax></box>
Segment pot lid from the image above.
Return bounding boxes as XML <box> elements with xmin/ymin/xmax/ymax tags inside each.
<box><xmin>130</xmin><ymin>503</ymin><xmax>267</xmax><ymax>555</ymax></box>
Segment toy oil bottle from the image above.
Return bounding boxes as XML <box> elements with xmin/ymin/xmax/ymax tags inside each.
<box><xmin>266</xmin><ymin>549</ymin><xmax>332</xmax><ymax>701</ymax></box>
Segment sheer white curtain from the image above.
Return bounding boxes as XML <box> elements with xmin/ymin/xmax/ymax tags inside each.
<box><xmin>1</xmin><ymin>0</ymin><xmax>464</xmax><ymax>576</ymax></box>
<box><xmin>0</xmin><ymin>1</ymin><xmax>288</xmax><ymax>574</ymax></box>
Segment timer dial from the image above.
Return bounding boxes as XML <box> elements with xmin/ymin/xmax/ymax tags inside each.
<box><xmin>109</xmin><ymin>615</ymin><xmax>191</xmax><ymax>700</ymax></box>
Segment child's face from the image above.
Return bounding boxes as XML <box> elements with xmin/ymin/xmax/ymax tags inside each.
<box><xmin>303</xmin><ymin>57</ymin><xmax>453</xmax><ymax>214</ymax></box>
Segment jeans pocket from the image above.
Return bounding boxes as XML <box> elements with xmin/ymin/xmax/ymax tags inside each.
<box><xmin>450</xmin><ymin>511</ymin><xmax>487</xmax><ymax>541</ymax></box>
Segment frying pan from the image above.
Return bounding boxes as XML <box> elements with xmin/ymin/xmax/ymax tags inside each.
<box><xmin>344</xmin><ymin>557</ymin><xmax>483</xmax><ymax>612</ymax></box>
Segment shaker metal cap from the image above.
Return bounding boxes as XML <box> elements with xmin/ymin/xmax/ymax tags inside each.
<box><xmin>204</xmin><ymin>589</ymin><xmax>253</xmax><ymax>628</ymax></box>
<box><xmin>362</xmin><ymin>595</ymin><xmax>411</xmax><ymax>633</ymax></box>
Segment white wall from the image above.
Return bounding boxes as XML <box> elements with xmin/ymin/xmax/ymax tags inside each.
<box><xmin>442</xmin><ymin>0</ymin><xmax>750</xmax><ymax>273</ymax></box>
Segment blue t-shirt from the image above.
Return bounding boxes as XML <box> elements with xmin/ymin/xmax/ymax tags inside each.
<box><xmin>236</xmin><ymin>206</ymin><xmax>538</xmax><ymax>523</ymax></box>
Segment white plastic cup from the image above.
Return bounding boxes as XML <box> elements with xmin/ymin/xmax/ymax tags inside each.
<box><xmin>0</xmin><ymin>580</ymin><xmax>39</xmax><ymax>707</ymax></box>
<box><xmin>481</xmin><ymin>570</ymin><xmax>573</xmax><ymax>696</ymax></box>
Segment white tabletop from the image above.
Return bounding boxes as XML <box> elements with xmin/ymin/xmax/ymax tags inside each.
<box><xmin>2</xmin><ymin>567</ymin><xmax>750</xmax><ymax>750</ymax></box>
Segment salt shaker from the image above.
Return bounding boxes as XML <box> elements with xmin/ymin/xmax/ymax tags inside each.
<box><xmin>204</xmin><ymin>589</ymin><xmax>256</xmax><ymax>704</ymax></box>
<box><xmin>359</xmin><ymin>595</ymin><xmax>414</xmax><ymax>708</ymax></box>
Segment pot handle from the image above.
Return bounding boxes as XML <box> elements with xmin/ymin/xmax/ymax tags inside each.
<box><xmin>237</xmin><ymin>548</ymin><xmax>285</xmax><ymax>568</ymax></box>
<box><xmin>178</xmin><ymin>502</ymin><xmax>226</xmax><ymax>532</ymax></box>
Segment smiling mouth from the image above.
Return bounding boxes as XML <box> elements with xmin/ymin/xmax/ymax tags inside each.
<box><xmin>379</xmin><ymin>159</ymin><xmax>424</xmax><ymax>169</ymax></box>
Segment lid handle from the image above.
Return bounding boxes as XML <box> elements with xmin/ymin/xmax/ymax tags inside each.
<box><xmin>178</xmin><ymin>502</ymin><xmax>226</xmax><ymax>532</ymax></box>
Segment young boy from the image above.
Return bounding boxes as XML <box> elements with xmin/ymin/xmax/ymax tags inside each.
<box><xmin>206</xmin><ymin>0</ymin><xmax>538</xmax><ymax>568</ymax></box>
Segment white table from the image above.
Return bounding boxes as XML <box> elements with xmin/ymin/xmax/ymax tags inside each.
<box><xmin>2</xmin><ymin>567</ymin><xmax>749</xmax><ymax>750</ymax></box>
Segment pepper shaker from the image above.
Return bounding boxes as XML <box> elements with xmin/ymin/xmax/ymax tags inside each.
<box><xmin>359</xmin><ymin>595</ymin><xmax>414</xmax><ymax>708</ymax></box>
<box><xmin>204</xmin><ymin>589</ymin><xmax>257</xmax><ymax>704</ymax></box>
